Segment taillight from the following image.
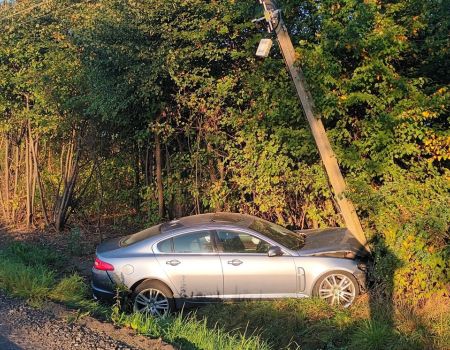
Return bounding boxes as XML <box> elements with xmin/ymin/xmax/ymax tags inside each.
<box><xmin>94</xmin><ymin>257</ymin><xmax>114</xmax><ymax>271</ymax></box>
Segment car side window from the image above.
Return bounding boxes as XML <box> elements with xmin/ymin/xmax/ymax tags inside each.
<box><xmin>157</xmin><ymin>231</ymin><xmax>214</xmax><ymax>253</ymax></box>
<box><xmin>216</xmin><ymin>230</ymin><xmax>271</xmax><ymax>254</ymax></box>
<box><xmin>157</xmin><ymin>238</ymin><xmax>172</xmax><ymax>253</ymax></box>
<box><xmin>173</xmin><ymin>231</ymin><xmax>214</xmax><ymax>253</ymax></box>
<box><xmin>155</xmin><ymin>231</ymin><xmax>213</xmax><ymax>254</ymax></box>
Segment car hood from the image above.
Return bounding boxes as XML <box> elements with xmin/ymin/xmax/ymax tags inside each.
<box><xmin>296</xmin><ymin>228</ymin><xmax>369</xmax><ymax>258</ymax></box>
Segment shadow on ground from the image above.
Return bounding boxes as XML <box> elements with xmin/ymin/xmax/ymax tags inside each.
<box><xmin>0</xmin><ymin>335</ymin><xmax>23</xmax><ymax>350</ymax></box>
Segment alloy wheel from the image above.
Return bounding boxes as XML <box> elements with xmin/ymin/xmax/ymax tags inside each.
<box><xmin>133</xmin><ymin>288</ymin><xmax>170</xmax><ymax>316</ymax></box>
<box><xmin>318</xmin><ymin>273</ymin><xmax>356</xmax><ymax>307</ymax></box>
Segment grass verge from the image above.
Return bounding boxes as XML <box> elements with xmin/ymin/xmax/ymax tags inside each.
<box><xmin>0</xmin><ymin>242</ymin><xmax>107</xmax><ymax>314</ymax></box>
<box><xmin>0</xmin><ymin>241</ymin><xmax>448</xmax><ymax>350</ymax></box>
<box><xmin>196</xmin><ymin>295</ymin><xmax>450</xmax><ymax>350</ymax></box>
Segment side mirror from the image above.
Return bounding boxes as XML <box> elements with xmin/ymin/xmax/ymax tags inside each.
<box><xmin>268</xmin><ymin>246</ymin><xmax>283</xmax><ymax>257</ymax></box>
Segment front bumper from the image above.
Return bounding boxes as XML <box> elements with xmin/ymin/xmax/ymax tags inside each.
<box><xmin>91</xmin><ymin>267</ymin><xmax>115</xmax><ymax>300</ymax></box>
<box><xmin>354</xmin><ymin>265</ymin><xmax>367</xmax><ymax>293</ymax></box>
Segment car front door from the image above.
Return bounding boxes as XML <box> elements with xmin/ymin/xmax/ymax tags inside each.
<box><xmin>216</xmin><ymin>229</ymin><xmax>297</xmax><ymax>299</ymax></box>
<box><xmin>153</xmin><ymin>230</ymin><xmax>223</xmax><ymax>300</ymax></box>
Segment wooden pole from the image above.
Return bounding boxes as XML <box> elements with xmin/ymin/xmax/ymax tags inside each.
<box><xmin>261</xmin><ymin>1</ymin><xmax>368</xmax><ymax>247</ymax></box>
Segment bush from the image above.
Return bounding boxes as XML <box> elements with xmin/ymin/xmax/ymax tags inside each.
<box><xmin>356</xmin><ymin>177</ymin><xmax>450</xmax><ymax>302</ymax></box>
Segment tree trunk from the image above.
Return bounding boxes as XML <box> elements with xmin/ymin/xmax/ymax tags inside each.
<box><xmin>24</xmin><ymin>96</ymin><xmax>36</xmax><ymax>227</ymax></box>
<box><xmin>3</xmin><ymin>137</ymin><xmax>10</xmax><ymax>220</ymax></box>
<box><xmin>11</xmin><ymin>144</ymin><xmax>20</xmax><ymax>223</ymax></box>
<box><xmin>28</xmin><ymin>121</ymin><xmax>50</xmax><ymax>226</ymax></box>
<box><xmin>133</xmin><ymin>142</ymin><xmax>141</xmax><ymax>212</ymax></box>
<box><xmin>144</xmin><ymin>142</ymin><xmax>154</xmax><ymax>187</ymax></box>
<box><xmin>206</xmin><ymin>142</ymin><xmax>222</xmax><ymax>212</ymax></box>
<box><xmin>55</xmin><ymin>131</ymin><xmax>80</xmax><ymax>231</ymax></box>
<box><xmin>155</xmin><ymin>131</ymin><xmax>164</xmax><ymax>218</ymax></box>
<box><xmin>95</xmin><ymin>161</ymin><xmax>104</xmax><ymax>242</ymax></box>
<box><xmin>25</xmin><ymin>127</ymin><xmax>32</xmax><ymax>227</ymax></box>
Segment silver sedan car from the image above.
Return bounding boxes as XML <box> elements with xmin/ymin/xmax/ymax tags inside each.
<box><xmin>92</xmin><ymin>213</ymin><xmax>368</xmax><ymax>316</ymax></box>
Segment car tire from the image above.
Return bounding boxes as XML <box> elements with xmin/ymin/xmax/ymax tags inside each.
<box><xmin>132</xmin><ymin>280</ymin><xmax>175</xmax><ymax>316</ymax></box>
<box><xmin>312</xmin><ymin>270</ymin><xmax>359</xmax><ymax>307</ymax></box>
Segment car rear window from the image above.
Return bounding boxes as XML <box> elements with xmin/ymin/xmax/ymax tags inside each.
<box><xmin>157</xmin><ymin>238</ymin><xmax>172</xmax><ymax>252</ymax></box>
<box><xmin>121</xmin><ymin>224</ymin><xmax>162</xmax><ymax>247</ymax></box>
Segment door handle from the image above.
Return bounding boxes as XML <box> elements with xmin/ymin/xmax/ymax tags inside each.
<box><xmin>227</xmin><ymin>259</ymin><xmax>243</xmax><ymax>266</ymax></box>
<box><xmin>166</xmin><ymin>259</ymin><xmax>181</xmax><ymax>266</ymax></box>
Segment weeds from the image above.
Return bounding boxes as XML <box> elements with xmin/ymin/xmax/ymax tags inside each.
<box><xmin>110</xmin><ymin>287</ymin><xmax>269</xmax><ymax>350</ymax></box>
<box><xmin>0</xmin><ymin>259</ymin><xmax>54</xmax><ymax>306</ymax></box>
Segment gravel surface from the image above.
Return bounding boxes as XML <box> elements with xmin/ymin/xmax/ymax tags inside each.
<box><xmin>0</xmin><ymin>292</ymin><xmax>174</xmax><ymax>350</ymax></box>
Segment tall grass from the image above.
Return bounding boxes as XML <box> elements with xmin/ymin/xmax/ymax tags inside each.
<box><xmin>197</xmin><ymin>297</ymin><xmax>445</xmax><ymax>350</ymax></box>
<box><xmin>0</xmin><ymin>242</ymin><xmax>104</xmax><ymax>315</ymax></box>
<box><xmin>2</xmin><ymin>241</ymin><xmax>65</xmax><ymax>268</ymax></box>
<box><xmin>197</xmin><ymin>298</ymin><xmax>353</xmax><ymax>349</ymax></box>
<box><xmin>49</xmin><ymin>274</ymin><xmax>109</xmax><ymax>317</ymax></box>
<box><xmin>111</xmin><ymin>309</ymin><xmax>270</xmax><ymax>350</ymax></box>
<box><xmin>349</xmin><ymin>320</ymin><xmax>397</xmax><ymax>350</ymax></box>
<box><xmin>0</xmin><ymin>259</ymin><xmax>54</xmax><ymax>306</ymax></box>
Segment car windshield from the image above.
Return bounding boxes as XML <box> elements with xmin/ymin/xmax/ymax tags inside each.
<box><xmin>121</xmin><ymin>224</ymin><xmax>162</xmax><ymax>246</ymax></box>
<box><xmin>249</xmin><ymin>218</ymin><xmax>304</xmax><ymax>250</ymax></box>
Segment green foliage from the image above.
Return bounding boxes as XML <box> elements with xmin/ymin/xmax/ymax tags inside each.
<box><xmin>288</xmin><ymin>0</ymin><xmax>449</xmax><ymax>301</ymax></box>
<box><xmin>1</xmin><ymin>0</ymin><xmax>448</xmax><ymax>305</ymax></box>
<box><xmin>111</xmin><ymin>310</ymin><xmax>270</xmax><ymax>350</ymax></box>
<box><xmin>349</xmin><ymin>174</ymin><xmax>449</xmax><ymax>301</ymax></box>
<box><xmin>49</xmin><ymin>274</ymin><xmax>87</xmax><ymax>303</ymax></box>
<box><xmin>50</xmin><ymin>274</ymin><xmax>108</xmax><ymax>316</ymax></box>
<box><xmin>0</xmin><ymin>243</ymin><xmax>59</xmax><ymax>305</ymax></box>
<box><xmin>198</xmin><ymin>298</ymin><xmax>342</xmax><ymax>349</ymax></box>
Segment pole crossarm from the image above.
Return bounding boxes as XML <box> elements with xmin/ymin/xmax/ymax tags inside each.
<box><xmin>258</xmin><ymin>0</ymin><xmax>369</xmax><ymax>248</ymax></box>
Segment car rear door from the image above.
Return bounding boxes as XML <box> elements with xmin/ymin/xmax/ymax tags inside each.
<box><xmin>215</xmin><ymin>229</ymin><xmax>297</xmax><ymax>298</ymax></box>
<box><xmin>153</xmin><ymin>230</ymin><xmax>223</xmax><ymax>300</ymax></box>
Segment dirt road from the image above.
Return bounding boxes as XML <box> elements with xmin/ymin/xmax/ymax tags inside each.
<box><xmin>0</xmin><ymin>292</ymin><xmax>174</xmax><ymax>350</ymax></box>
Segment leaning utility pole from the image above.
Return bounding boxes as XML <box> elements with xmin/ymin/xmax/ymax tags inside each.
<box><xmin>256</xmin><ymin>0</ymin><xmax>368</xmax><ymax>248</ymax></box>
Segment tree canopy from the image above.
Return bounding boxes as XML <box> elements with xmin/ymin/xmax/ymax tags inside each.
<box><xmin>0</xmin><ymin>0</ymin><xmax>448</xmax><ymax>300</ymax></box>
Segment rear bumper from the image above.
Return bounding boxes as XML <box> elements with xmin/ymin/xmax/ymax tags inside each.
<box><xmin>91</xmin><ymin>267</ymin><xmax>115</xmax><ymax>300</ymax></box>
<box><xmin>92</xmin><ymin>283</ymin><xmax>115</xmax><ymax>300</ymax></box>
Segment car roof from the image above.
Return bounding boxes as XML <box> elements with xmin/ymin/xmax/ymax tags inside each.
<box><xmin>160</xmin><ymin>212</ymin><xmax>256</xmax><ymax>233</ymax></box>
